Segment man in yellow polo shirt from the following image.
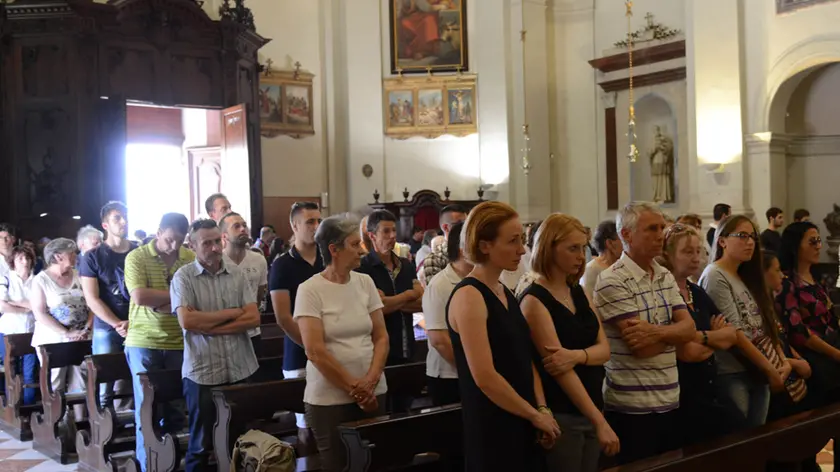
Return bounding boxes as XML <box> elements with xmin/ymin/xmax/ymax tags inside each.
<box><xmin>123</xmin><ymin>213</ymin><xmax>194</xmax><ymax>472</ymax></box>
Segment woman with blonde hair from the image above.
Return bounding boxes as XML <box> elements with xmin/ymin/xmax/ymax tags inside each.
<box><xmin>519</xmin><ymin>213</ymin><xmax>618</xmax><ymax>472</ymax></box>
<box><xmin>660</xmin><ymin>224</ymin><xmax>739</xmax><ymax>445</ymax></box>
<box><xmin>447</xmin><ymin>201</ymin><xmax>559</xmax><ymax>472</ymax></box>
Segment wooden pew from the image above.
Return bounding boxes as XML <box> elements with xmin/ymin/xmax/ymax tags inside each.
<box><xmin>0</xmin><ymin>332</ymin><xmax>41</xmax><ymax>441</ymax></box>
<box><xmin>602</xmin><ymin>403</ymin><xmax>840</xmax><ymax>472</ymax></box>
<box><xmin>141</xmin><ymin>356</ymin><xmax>285</xmax><ymax>472</ymax></box>
<box><xmin>338</xmin><ymin>404</ymin><xmax>463</xmax><ymax>472</ymax></box>
<box><xmin>76</xmin><ymin>353</ymin><xmax>136</xmax><ymax>472</ymax></box>
<box><xmin>31</xmin><ymin>340</ymin><xmax>92</xmax><ymax>464</ymax></box>
<box><xmin>212</xmin><ymin>361</ymin><xmax>428</xmax><ymax>472</ymax></box>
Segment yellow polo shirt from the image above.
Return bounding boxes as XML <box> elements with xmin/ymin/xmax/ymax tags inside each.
<box><xmin>124</xmin><ymin>240</ymin><xmax>195</xmax><ymax>350</ymax></box>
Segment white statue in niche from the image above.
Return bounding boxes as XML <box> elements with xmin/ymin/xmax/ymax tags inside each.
<box><xmin>650</xmin><ymin>126</ymin><xmax>675</xmax><ymax>203</ymax></box>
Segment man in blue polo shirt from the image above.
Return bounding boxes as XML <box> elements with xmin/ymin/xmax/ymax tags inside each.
<box><xmin>268</xmin><ymin>201</ymin><xmax>323</xmax><ymax>451</ymax></box>
<box><xmin>79</xmin><ymin>201</ymin><xmax>138</xmax><ymax>409</ymax></box>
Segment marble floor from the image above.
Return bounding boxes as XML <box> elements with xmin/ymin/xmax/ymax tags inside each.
<box><xmin>0</xmin><ymin>430</ymin><xmax>832</xmax><ymax>472</ymax></box>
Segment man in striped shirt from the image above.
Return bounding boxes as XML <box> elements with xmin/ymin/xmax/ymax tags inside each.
<box><xmin>594</xmin><ymin>202</ymin><xmax>695</xmax><ymax>465</ymax></box>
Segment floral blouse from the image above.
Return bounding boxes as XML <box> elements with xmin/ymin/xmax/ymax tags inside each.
<box><xmin>775</xmin><ymin>274</ymin><xmax>837</xmax><ymax>349</ymax></box>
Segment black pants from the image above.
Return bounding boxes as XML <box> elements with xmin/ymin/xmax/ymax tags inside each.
<box><xmin>183</xmin><ymin>376</ymin><xmax>250</xmax><ymax>472</ymax></box>
<box><xmin>427</xmin><ymin>376</ymin><xmax>460</xmax><ymax>406</ymax></box>
<box><xmin>605</xmin><ymin>410</ymin><xmax>680</xmax><ymax>465</ymax></box>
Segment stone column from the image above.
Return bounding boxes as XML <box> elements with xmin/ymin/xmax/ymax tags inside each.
<box><xmin>685</xmin><ymin>0</ymin><xmax>747</xmax><ymax>218</ymax></box>
<box><xmin>744</xmin><ymin>132</ymin><xmax>791</xmax><ymax>227</ymax></box>
<box><xmin>508</xmin><ymin>0</ymin><xmax>553</xmax><ymax>222</ymax></box>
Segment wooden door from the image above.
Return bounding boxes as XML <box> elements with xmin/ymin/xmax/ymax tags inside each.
<box><xmin>187</xmin><ymin>147</ymin><xmax>222</xmax><ymax>221</ymax></box>
<box><xmin>219</xmin><ymin>104</ymin><xmax>252</xmax><ymax>228</ymax></box>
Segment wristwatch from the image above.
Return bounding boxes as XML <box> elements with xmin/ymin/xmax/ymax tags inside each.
<box><xmin>701</xmin><ymin>330</ymin><xmax>709</xmax><ymax>346</ymax></box>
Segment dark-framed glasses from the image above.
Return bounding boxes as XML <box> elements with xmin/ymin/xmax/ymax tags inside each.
<box><xmin>726</xmin><ymin>232</ymin><xmax>757</xmax><ymax>241</ymax></box>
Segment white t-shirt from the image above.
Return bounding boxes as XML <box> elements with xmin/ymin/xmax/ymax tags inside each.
<box><xmin>0</xmin><ymin>257</ymin><xmax>9</xmax><ymax>282</ymax></box>
<box><xmin>294</xmin><ymin>272</ymin><xmax>387</xmax><ymax>406</ymax></box>
<box><xmin>421</xmin><ymin>264</ymin><xmax>460</xmax><ymax>379</ymax></box>
<box><xmin>224</xmin><ymin>251</ymin><xmax>268</xmax><ymax>337</ymax></box>
<box><xmin>31</xmin><ymin>270</ymin><xmax>91</xmax><ymax>347</ymax></box>
<box><xmin>0</xmin><ymin>271</ymin><xmax>36</xmax><ymax>334</ymax></box>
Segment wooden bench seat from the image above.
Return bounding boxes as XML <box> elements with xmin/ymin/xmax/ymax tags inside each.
<box><xmin>141</xmin><ymin>356</ymin><xmax>285</xmax><ymax>472</ymax></box>
<box><xmin>77</xmin><ymin>353</ymin><xmax>136</xmax><ymax>472</ymax></box>
<box><xmin>604</xmin><ymin>402</ymin><xmax>840</xmax><ymax>472</ymax></box>
<box><xmin>31</xmin><ymin>340</ymin><xmax>92</xmax><ymax>464</ymax></box>
<box><xmin>0</xmin><ymin>332</ymin><xmax>41</xmax><ymax>441</ymax></box>
<box><xmin>338</xmin><ymin>404</ymin><xmax>463</xmax><ymax>472</ymax></box>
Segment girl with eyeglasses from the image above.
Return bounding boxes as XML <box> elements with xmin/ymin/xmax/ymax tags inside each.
<box><xmin>699</xmin><ymin>215</ymin><xmax>789</xmax><ymax>430</ymax></box>
<box><xmin>660</xmin><ymin>224</ymin><xmax>739</xmax><ymax>446</ymax></box>
<box><xmin>776</xmin><ymin>222</ymin><xmax>840</xmax><ymax>409</ymax></box>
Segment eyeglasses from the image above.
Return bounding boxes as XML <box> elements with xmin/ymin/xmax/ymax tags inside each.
<box><xmin>726</xmin><ymin>232</ymin><xmax>757</xmax><ymax>241</ymax></box>
<box><xmin>808</xmin><ymin>237</ymin><xmax>822</xmax><ymax>247</ymax></box>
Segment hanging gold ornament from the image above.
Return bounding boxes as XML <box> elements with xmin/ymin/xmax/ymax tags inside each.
<box><xmin>626</xmin><ymin>0</ymin><xmax>639</xmax><ymax>163</ymax></box>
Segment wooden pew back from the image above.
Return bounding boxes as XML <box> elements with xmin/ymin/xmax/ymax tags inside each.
<box><xmin>338</xmin><ymin>404</ymin><xmax>463</xmax><ymax>472</ymax></box>
<box><xmin>0</xmin><ymin>332</ymin><xmax>41</xmax><ymax>441</ymax></box>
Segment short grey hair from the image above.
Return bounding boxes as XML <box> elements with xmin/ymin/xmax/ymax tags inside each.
<box><xmin>76</xmin><ymin>225</ymin><xmax>102</xmax><ymax>248</ymax></box>
<box><xmin>44</xmin><ymin>238</ymin><xmax>77</xmax><ymax>265</ymax></box>
<box><xmin>616</xmin><ymin>201</ymin><xmax>663</xmax><ymax>249</ymax></box>
<box><xmin>316</xmin><ymin>216</ymin><xmax>360</xmax><ymax>266</ymax></box>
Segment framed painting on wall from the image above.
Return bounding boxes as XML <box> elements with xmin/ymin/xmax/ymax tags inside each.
<box><xmin>389</xmin><ymin>0</ymin><xmax>469</xmax><ymax>74</ymax></box>
<box><xmin>383</xmin><ymin>74</ymin><xmax>477</xmax><ymax>138</ymax></box>
<box><xmin>259</xmin><ymin>68</ymin><xmax>315</xmax><ymax>138</ymax></box>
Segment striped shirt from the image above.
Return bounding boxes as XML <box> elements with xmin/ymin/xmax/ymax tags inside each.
<box><xmin>594</xmin><ymin>253</ymin><xmax>686</xmax><ymax>414</ymax></box>
<box><xmin>171</xmin><ymin>259</ymin><xmax>258</xmax><ymax>385</ymax></box>
<box><xmin>124</xmin><ymin>241</ymin><xmax>195</xmax><ymax>350</ymax></box>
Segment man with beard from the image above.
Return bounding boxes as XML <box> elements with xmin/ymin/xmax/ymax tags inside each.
<box><xmin>79</xmin><ymin>201</ymin><xmax>137</xmax><ymax>408</ymax></box>
<box><xmin>220</xmin><ymin>212</ymin><xmax>267</xmax><ymax>354</ymax></box>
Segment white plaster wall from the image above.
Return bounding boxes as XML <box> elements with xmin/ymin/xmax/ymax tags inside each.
<box><xmin>743</xmin><ymin>0</ymin><xmax>840</xmax><ymax>134</ymax></box>
<box><xmin>250</xmin><ymin>0</ymin><xmax>327</xmax><ymax>198</ymax></box>
<box><xmin>786</xmin><ymin>151</ymin><xmax>840</xmax><ymax>262</ymax></box>
<box><xmin>786</xmin><ymin>63</ymin><xmax>840</xmax><ymax>135</ymax></box>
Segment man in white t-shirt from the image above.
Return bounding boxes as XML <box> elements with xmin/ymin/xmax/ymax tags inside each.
<box><xmin>0</xmin><ymin>223</ymin><xmax>17</xmax><ymax>278</ymax></box>
<box><xmin>220</xmin><ymin>212</ymin><xmax>268</xmax><ymax>354</ymax></box>
<box><xmin>421</xmin><ymin>221</ymin><xmax>470</xmax><ymax>406</ymax></box>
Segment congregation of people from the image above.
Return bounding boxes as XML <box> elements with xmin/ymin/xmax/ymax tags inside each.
<box><xmin>0</xmin><ymin>193</ymin><xmax>838</xmax><ymax>472</ymax></box>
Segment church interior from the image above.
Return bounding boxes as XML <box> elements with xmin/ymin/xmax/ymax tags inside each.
<box><xmin>3</xmin><ymin>0</ymin><xmax>840</xmax><ymax>470</ymax></box>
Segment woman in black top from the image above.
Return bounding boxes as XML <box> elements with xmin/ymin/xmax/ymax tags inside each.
<box><xmin>519</xmin><ymin>213</ymin><xmax>618</xmax><ymax>472</ymax></box>
<box><xmin>446</xmin><ymin>201</ymin><xmax>559</xmax><ymax>472</ymax></box>
<box><xmin>660</xmin><ymin>224</ymin><xmax>739</xmax><ymax>446</ymax></box>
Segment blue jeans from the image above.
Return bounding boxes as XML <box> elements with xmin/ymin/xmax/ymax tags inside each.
<box><xmin>183</xmin><ymin>377</ymin><xmax>249</xmax><ymax>472</ymax></box>
<box><xmin>93</xmin><ymin>327</ymin><xmax>131</xmax><ymax>410</ymax></box>
<box><xmin>717</xmin><ymin>371</ymin><xmax>770</xmax><ymax>430</ymax></box>
<box><xmin>0</xmin><ymin>333</ymin><xmax>37</xmax><ymax>406</ymax></box>
<box><xmin>125</xmin><ymin>347</ymin><xmax>185</xmax><ymax>472</ymax></box>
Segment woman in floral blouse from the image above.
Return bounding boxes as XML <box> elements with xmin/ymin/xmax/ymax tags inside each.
<box><xmin>777</xmin><ymin>222</ymin><xmax>840</xmax><ymax>407</ymax></box>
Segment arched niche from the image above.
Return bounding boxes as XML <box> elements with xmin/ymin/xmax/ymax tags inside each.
<box><xmin>630</xmin><ymin>94</ymin><xmax>678</xmax><ymax>205</ymax></box>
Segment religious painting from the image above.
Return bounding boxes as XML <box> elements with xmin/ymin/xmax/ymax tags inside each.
<box><xmin>383</xmin><ymin>74</ymin><xmax>477</xmax><ymax>138</ymax></box>
<box><xmin>259</xmin><ymin>68</ymin><xmax>315</xmax><ymax>138</ymax></box>
<box><xmin>446</xmin><ymin>88</ymin><xmax>474</xmax><ymax>126</ymax></box>
<box><xmin>417</xmin><ymin>89</ymin><xmax>444</xmax><ymax>126</ymax></box>
<box><xmin>259</xmin><ymin>84</ymin><xmax>282</xmax><ymax>124</ymax></box>
<box><xmin>387</xmin><ymin>90</ymin><xmax>416</xmax><ymax>128</ymax></box>
<box><xmin>389</xmin><ymin>0</ymin><xmax>469</xmax><ymax>74</ymax></box>
<box><xmin>283</xmin><ymin>85</ymin><xmax>312</xmax><ymax>126</ymax></box>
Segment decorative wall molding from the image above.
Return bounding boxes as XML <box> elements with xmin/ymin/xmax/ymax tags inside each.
<box><xmin>787</xmin><ymin>135</ymin><xmax>840</xmax><ymax>156</ymax></box>
<box><xmin>777</xmin><ymin>0</ymin><xmax>840</xmax><ymax>14</ymax></box>
<box><xmin>589</xmin><ymin>40</ymin><xmax>685</xmax><ymax>74</ymax></box>
<box><xmin>597</xmin><ymin>67</ymin><xmax>686</xmax><ymax>93</ymax></box>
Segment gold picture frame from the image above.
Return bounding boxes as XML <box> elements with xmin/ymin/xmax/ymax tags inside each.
<box><xmin>259</xmin><ymin>68</ymin><xmax>315</xmax><ymax>139</ymax></box>
<box><xmin>383</xmin><ymin>74</ymin><xmax>477</xmax><ymax>139</ymax></box>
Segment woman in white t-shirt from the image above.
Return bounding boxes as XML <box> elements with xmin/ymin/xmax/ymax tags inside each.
<box><xmin>30</xmin><ymin>238</ymin><xmax>91</xmax><ymax>393</ymax></box>
<box><xmin>0</xmin><ymin>246</ymin><xmax>38</xmax><ymax>405</ymax></box>
<box><xmin>294</xmin><ymin>216</ymin><xmax>388</xmax><ymax>472</ymax></box>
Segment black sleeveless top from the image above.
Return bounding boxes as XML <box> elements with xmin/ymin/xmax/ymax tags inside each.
<box><xmin>446</xmin><ymin>277</ymin><xmax>542</xmax><ymax>472</ymax></box>
<box><xmin>520</xmin><ymin>282</ymin><xmax>605</xmax><ymax>415</ymax></box>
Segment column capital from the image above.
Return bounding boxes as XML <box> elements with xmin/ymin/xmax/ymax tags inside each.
<box><xmin>600</xmin><ymin>91</ymin><xmax>617</xmax><ymax>108</ymax></box>
<box><xmin>745</xmin><ymin>132</ymin><xmax>794</xmax><ymax>153</ymax></box>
